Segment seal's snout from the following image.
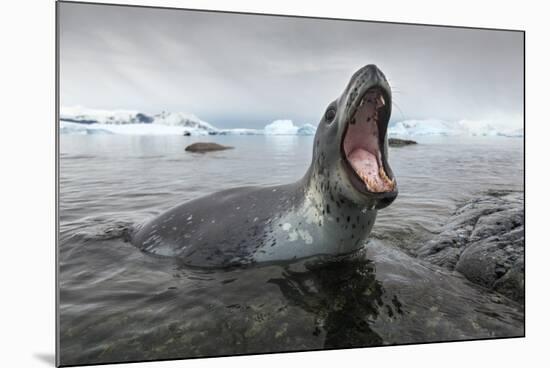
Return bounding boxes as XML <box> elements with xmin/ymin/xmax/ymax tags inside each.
<box><xmin>367</xmin><ymin>64</ymin><xmax>387</xmax><ymax>78</ymax></box>
<box><xmin>346</xmin><ymin>64</ymin><xmax>390</xmax><ymax>110</ymax></box>
<box><xmin>362</xmin><ymin>64</ymin><xmax>386</xmax><ymax>82</ymax></box>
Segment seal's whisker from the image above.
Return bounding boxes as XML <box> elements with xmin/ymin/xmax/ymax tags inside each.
<box><xmin>392</xmin><ymin>100</ymin><xmax>407</xmax><ymax>121</ymax></box>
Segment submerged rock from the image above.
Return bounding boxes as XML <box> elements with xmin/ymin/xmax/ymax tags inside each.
<box><xmin>388</xmin><ymin>138</ymin><xmax>417</xmax><ymax>147</ymax></box>
<box><xmin>185</xmin><ymin>142</ymin><xmax>234</xmax><ymax>152</ymax></box>
<box><xmin>417</xmin><ymin>190</ymin><xmax>524</xmax><ymax>302</ymax></box>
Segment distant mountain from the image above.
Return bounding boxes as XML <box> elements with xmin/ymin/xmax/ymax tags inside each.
<box><xmin>60</xmin><ymin>106</ymin><xmax>317</xmax><ymax>136</ymax></box>
<box><xmin>60</xmin><ymin>106</ymin><xmax>216</xmax><ymax>133</ymax></box>
<box><xmin>151</xmin><ymin>111</ymin><xmax>217</xmax><ymax>131</ymax></box>
<box><xmin>60</xmin><ymin>106</ymin><xmax>154</xmax><ymax>125</ymax></box>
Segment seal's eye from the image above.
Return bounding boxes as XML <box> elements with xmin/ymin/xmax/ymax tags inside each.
<box><xmin>325</xmin><ymin>108</ymin><xmax>336</xmax><ymax>123</ymax></box>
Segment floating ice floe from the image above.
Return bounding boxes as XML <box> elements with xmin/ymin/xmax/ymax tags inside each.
<box><xmin>388</xmin><ymin>119</ymin><xmax>523</xmax><ymax>138</ymax></box>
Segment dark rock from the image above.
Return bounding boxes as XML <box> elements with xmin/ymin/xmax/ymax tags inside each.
<box><xmin>136</xmin><ymin>113</ymin><xmax>154</xmax><ymax>123</ymax></box>
<box><xmin>388</xmin><ymin>138</ymin><xmax>417</xmax><ymax>147</ymax></box>
<box><xmin>185</xmin><ymin>142</ymin><xmax>234</xmax><ymax>153</ymax></box>
<box><xmin>493</xmin><ymin>259</ymin><xmax>524</xmax><ymax>302</ymax></box>
<box><xmin>417</xmin><ymin>191</ymin><xmax>524</xmax><ymax>302</ymax></box>
<box><xmin>183</xmin><ymin>131</ymin><xmax>191</xmax><ymax>136</ymax></box>
<box><xmin>59</xmin><ymin>118</ymin><xmax>98</xmax><ymax>125</ymax></box>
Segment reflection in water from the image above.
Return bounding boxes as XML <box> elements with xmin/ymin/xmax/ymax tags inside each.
<box><xmin>269</xmin><ymin>258</ymin><xmax>391</xmax><ymax>348</ymax></box>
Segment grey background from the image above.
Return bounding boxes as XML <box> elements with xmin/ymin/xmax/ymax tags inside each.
<box><xmin>59</xmin><ymin>2</ymin><xmax>524</xmax><ymax>129</ymax></box>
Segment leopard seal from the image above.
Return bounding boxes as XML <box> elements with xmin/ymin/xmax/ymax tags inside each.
<box><xmin>130</xmin><ymin>64</ymin><xmax>398</xmax><ymax>268</ymax></box>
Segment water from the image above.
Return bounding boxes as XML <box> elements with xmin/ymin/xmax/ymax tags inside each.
<box><xmin>58</xmin><ymin>135</ymin><xmax>524</xmax><ymax>365</ymax></box>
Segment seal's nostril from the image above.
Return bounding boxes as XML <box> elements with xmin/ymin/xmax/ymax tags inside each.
<box><xmin>365</xmin><ymin>64</ymin><xmax>378</xmax><ymax>73</ymax></box>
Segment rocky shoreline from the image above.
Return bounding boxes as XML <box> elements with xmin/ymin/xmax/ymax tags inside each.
<box><xmin>416</xmin><ymin>190</ymin><xmax>524</xmax><ymax>302</ymax></box>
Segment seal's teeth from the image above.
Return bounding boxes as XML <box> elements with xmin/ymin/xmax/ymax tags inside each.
<box><xmin>379</xmin><ymin>167</ymin><xmax>392</xmax><ymax>186</ymax></box>
<box><xmin>376</xmin><ymin>95</ymin><xmax>385</xmax><ymax>109</ymax></box>
<box><xmin>364</xmin><ymin>176</ymin><xmax>374</xmax><ymax>191</ymax></box>
<box><xmin>359</xmin><ymin>99</ymin><xmax>364</xmax><ymax>106</ymax></box>
<box><xmin>378</xmin><ymin>167</ymin><xmax>396</xmax><ymax>190</ymax></box>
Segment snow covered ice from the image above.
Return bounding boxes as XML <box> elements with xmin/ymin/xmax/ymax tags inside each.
<box><xmin>60</xmin><ymin>106</ymin><xmax>523</xmax><ymax>138</ymax></box>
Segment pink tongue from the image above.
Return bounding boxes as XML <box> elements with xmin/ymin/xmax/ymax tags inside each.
<box><xmin>347</xmin><ymin>148</ymin><xmax>390</xmax><ymax>192</ymax></box>
<box><xmin>348</xmin><ymin>148</ymin><xmax>379</xmax><ymax>179</ymax></box>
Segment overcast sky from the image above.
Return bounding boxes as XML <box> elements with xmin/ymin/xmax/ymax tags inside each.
<box><xmin>59</xmin><ymin>2</ymin><xmax>523</xmax><ymax>129</ymax></box>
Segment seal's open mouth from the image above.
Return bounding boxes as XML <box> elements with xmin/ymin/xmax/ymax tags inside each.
<box><xmin>342</xmin><ymin>88</ymin><xmax>396</xmax><ymax>194</ymax></box>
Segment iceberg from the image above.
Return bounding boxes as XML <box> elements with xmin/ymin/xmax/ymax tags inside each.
<box><xmin>264</xmin><ymin>120</ymin><xmax>316</xmax><ymax>135</ymax></box>
<box><xmin>497</xmin><ymin>128</ymin><xmax>524</xmax><ymax>138</ymax></box>
<box><xmin>297</xmin><ymin>124</ymin><xmax>317</xmax><ymax>136</ymax></box>
<box><xmin>218</xmin><ymin>121</ymin><xmax>315</xmax><ymax>136</ymax></box>
<box><xmin>59</xmin><ymin>121</ymin><xmax>113</xmax><ymax>135</ymax></box>
<box><xmin>388</xmin><ymin>119</ymin><xmax>467</xmax><ymax>137</ymax></box>
<box><xmin>388</xmin><ymin>119</ymin><xmax>523</xmax><ymax>138</ymax></box>
<box><xmin>152</xmin><ymin>111</ymin><xmax>217</xmax><ymax>132</ymax></box>
<box><xmin>264</xmin><ymin>120</ymin><xmax>299</xmax><ymax>135</ymax></box>
<box><xmin>60</xmin><ymin>120</ymin><xmax>214</xmax><ymax>136</ymax></box>
<box><xmin>217</xmin><ymin>128</ymin><xmax>263</xmax><ymax>135</ymax></box>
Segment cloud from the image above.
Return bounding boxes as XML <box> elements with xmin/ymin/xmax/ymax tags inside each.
<box><xmin>59</xmin><ymin>2</ymin><xmax>524</xmax><ymax>129</ymax></box>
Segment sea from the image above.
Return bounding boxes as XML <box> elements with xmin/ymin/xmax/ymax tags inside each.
<box><xmin>58</xmin><ymin>134</ymin><xmax>524</xmax><ymax>365</ymax></box>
